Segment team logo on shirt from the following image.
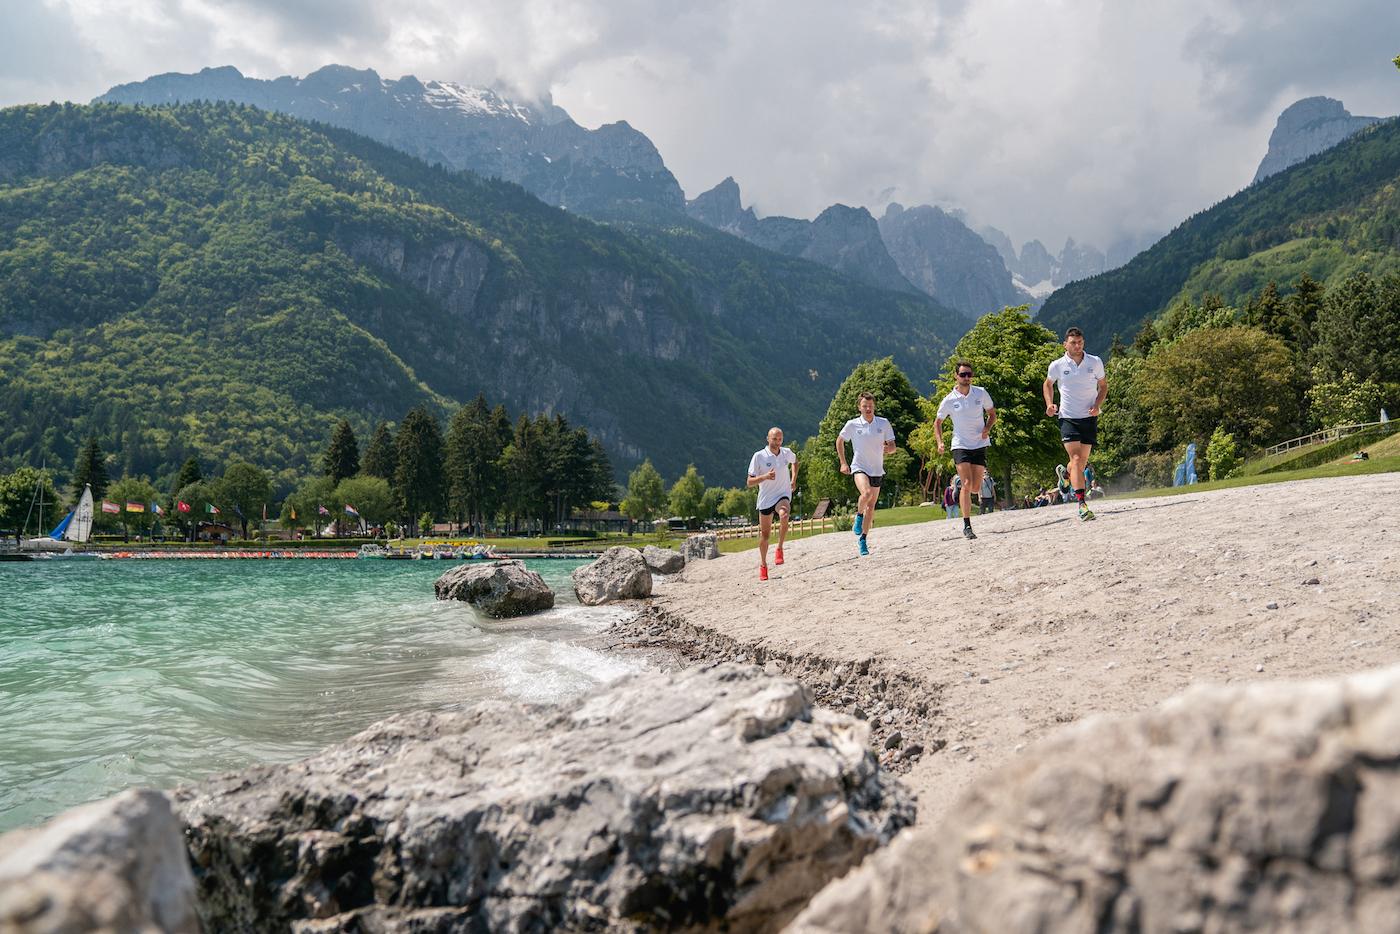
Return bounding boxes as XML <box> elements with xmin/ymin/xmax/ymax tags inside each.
<box><xmin>1062</xmin><ymin>367</ymin><xmax>1072</xmax><ymax>376</ymax></box>
<box><xmin>952</xmin><ymin>400</ymin><xmax>962</xmax><ymax>410</ymax></box>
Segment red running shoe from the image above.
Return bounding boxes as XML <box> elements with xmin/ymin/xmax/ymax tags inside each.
<box><xmin>774</xmin><ymin>547</ymin><xmax>784</xmax><ymax>565</ymax></box>
<box><xmin>759</xmin><ymin>564</ymin><xmax>769</xmax><ymax>581</ymax></box>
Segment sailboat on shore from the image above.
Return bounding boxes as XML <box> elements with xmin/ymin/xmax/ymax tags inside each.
<box><xmin>17</xmin><ymin>483</ymin><xmax>97</xmax><ymax>559</ymax></box>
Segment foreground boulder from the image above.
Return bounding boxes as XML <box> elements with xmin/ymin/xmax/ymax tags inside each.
<box><xmin>794</xmin><ymin>665</ymin><xmax>1400</xmax><ymax>933</ymax></box>
<box><xmin>640</xmin><ymin>544</ymin><xmax>684</xmax><ymax>574</ymax></box>
<box><xmin>0</xmin><ymin>788</ymin><xmax>199</xmax><ymax>933</ymax></box>
<box><xmin>571</xmin><ymin>545</ymin><xmax>651</xmax><ymax>605</ymax></box>
<box><xmin>680</xmin><ymin>531</ymin><xmax>720</xmax><ymax>563</ymax></box>
<box><xmin>175</xmin><ymin>664</ymin><xmax>913</xmax><ymax>932</ymax></box>
<box><xmin>434</xmin><ymin>559</ymin><xmax>555</xmax><ymax>618</ymax></box>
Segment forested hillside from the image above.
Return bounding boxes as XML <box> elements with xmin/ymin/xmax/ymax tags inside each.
<box><xmin>1038</xmin><ymin>118</ymin><xmax>1400</xmax><ymax>343</ymax></box>
<box><xmin>0</xmin><ymin>103</ymin><xmax>967</xmax><ymax>488</ymax></box>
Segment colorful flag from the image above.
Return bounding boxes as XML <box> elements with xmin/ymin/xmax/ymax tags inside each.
<box><xmin>125</xmin><ymin>501</ymin><xmax>145</xmax><ymax>513</ymax></box>
<box><xmin>151</xmin><ymin>502</ymin><xmax>164</xmax><ymax>516</ymax></box>
<box><xmin>317</xmin><ymin>505</ymin><xmax>330</xmax><ymax>516</ymax></box>
<box><xmin>177</xmin><ymin>501</ymin><xmax>191</xmax><ymax>513</ymax></box>
<box><xmin>344</xmin><ymin>504</ymin><xmax>360</xmax><ymax>517</ymax></box>
<box><xmin>205</xmin><ymin>503</ymin><xmax>220</xmax><ymax>515</ymax></box>
<box><xmin>101</xmin><ymin>500</ymin><xmax>120</xmax><ymax>514</ymax></box>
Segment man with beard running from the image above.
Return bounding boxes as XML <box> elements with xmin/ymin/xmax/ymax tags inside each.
<box><xmin>935</xmin><ymin>361</ymin><xmax>996</xmax><ymax>539</ymax></box>
<box><xmin>746</xmin><ymin>427</ymin><xmax>797</xmax><ymax>581</ymax></box>
<box><xmin>1043</xmin><ymin>327</ymin><xmax>1107</xmax><ymax>521</ymax></box>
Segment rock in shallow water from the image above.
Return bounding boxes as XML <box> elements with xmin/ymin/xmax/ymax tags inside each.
<box><xmin>174</xmin><ymin>664</ymin><xmax>913</xmax><ymax>932</ymax></box>
<box><xmin>640</xmin><ymin>544</ymin><xmax>684</xmax><ymax>574</ymax></box>
<box><xmin>572</xmin><ymin>545</ymin><xmax>652</xmax><ymax>605</ymax></box>
<box><xmin>793</xmin><ymin>664</ymin><xmax>1400</xmax><ymax>933</ymax></box>
<box><xmin>0</xmin><ymin>788</ymin><xmax>199</xmax><ymax>933</ymax></box>
<box><xmin>434</xmin><ymin>559</ymin><xmax>555</xmax><ymax>618</ymax></box>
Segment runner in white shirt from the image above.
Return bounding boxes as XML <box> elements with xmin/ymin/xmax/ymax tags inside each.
<box><xmin>836</xmin><ymin>392</ymin><xmax>896</xmax><ymax>557</ymax></box>
<box><xmin>1043</xmin><ymin>327</ymin><xmax>1108</xmax><ymax>521</ymax></box>
<box><xmin>746</xmin><ymin>427</ymin><xmax>798</xmax><ymax>581</ymax></box>
<box><xmin>935</xmin><ymin>360</ymin><xmax>996</xmax><ymax>540</ymax></box>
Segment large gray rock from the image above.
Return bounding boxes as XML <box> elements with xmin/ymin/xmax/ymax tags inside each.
<box><xmin>1254</xmin><ymin>96</ymin><xmax>1382</xmax><ymax>184</ymax></box>
<box><xmin>640</xmin><ymin>544</ymin><xmax>683</xmax><ymax>574</ymax></box>
<box><xmin>680</xmin><ymin>532</ymin><xmax>720</xmax><ymax>564</ymax></box>
<box><xmin>0</xmin><ymin>788</ymin><xmax>199</xmax><ymax>933</ymax></box>
<box><xmin>571</xmin><ymin>545</ymin><xmax>652</xmax><ymax>605</ymax></box>
<box><xmin>793</xmin><ymin>665</ymin><xmax>1400</xmax><ymax>933</ymax></box>
<box><xmin>434</xmin><ymin>559</ymin><xmax>555</xmax><ymax>618</ymax></box>
<box><xmin>174</xmin><ymin>665</ymin><xmax>913</xmax><ymax>933</ymax></box>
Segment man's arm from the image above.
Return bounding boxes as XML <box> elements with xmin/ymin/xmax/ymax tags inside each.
<box><xmin>934</xmin><ymin>416</ymin><xmax>946</xmax><ymax>453</ymax></box>
<box><xmin>883</xmin><ymin>425</ymin><xmax>896</xmax><ymax>454</ymax></box>
<box><xmin>788</xmin><ymin>454</ymin><xmax>799</xmax><ymax>489</ymax></box>
<box><xmin>982</xmin><ymin>407</ymin><xmax>997</xmax><ymax>439</ymax></box>
<box><xmin>1090</xmin><ymin>377</ymin><xmax>1108</xmax><ymax>416</ymax></box>
<box><xmin>1043</xmin><ymin>378</ymin><xmax>1058</xmax><ymax>417</ymax></box>
<box><xmin>835</xmin><ymin>436</ymin><xmax>851</xmax><ymax>473</ymax></box>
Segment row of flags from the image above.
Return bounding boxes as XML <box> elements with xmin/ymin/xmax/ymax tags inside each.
<box><xmin>98</xmin><ymin>500</ymin><xmax>362</xmax><ymax>520</ymax></box>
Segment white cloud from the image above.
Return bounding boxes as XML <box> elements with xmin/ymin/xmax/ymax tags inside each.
<box><xmin>4</xmin><ymin>0</ymin><xmax>1398</xmax><ymax>248</ymax></box>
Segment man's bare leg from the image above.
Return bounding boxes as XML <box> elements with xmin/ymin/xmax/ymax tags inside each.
<box><xmin>758</xmin><ymin>511</ymin><xmax>772</xmax><ymax>579</ymax></box>
<box><xmin>957</xmin><ymin>462</ymin><xmax>985</xmax><ymax>539</ymax></box>
<box><xmin>1064</xmin><ymin>441</ymin><xmax>1095</xmax><ymax>519</ymax></box>
<box><xmin>854</xmin><ymin>473</ymin><xmax>874</xmax><ymax>555</ymax></box>
<box><xmin>775</xmin><ymin>500</ymin><xmax>790</xmax><ymax>561</ymax></box>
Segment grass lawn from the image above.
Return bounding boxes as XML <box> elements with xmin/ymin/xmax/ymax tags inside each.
<box><xmin>1132</xmin><ymin>454</ymin><xmax>1400</xmax><ymax>498</ymax></box>
<box><xmin>717</xmin><ymin>504</ymin><xmax>949</xmax><ymax>554</ymax></box>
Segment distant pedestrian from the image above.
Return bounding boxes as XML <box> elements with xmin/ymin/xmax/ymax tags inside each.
<box><xmin>944</xmin><ymin>481</ymin><xmax>959</xmax><ymax>520</ymax></box>
<box><xmin>747</xmin><ymin>427</ymin><xmax>797</xmax><ymax>582</ymax></box>
<box><xmin>1044</xmin><ymin>326</ymin><xmax>1108</xmax><ymax>521</ymax></box>
<box><xmin>935</xmin><ymin>361</ymin><xmax>995</xmax><ymax>540</ymax></box>
<box><xmin>837</xmin><ymin>392</ymin><xmax>897</xmax><ymax>557</ymax></box>
<box><xmin>980</xmin><ymin>473</ymin><xmax>996</xmax><ymax>514</ymax></box>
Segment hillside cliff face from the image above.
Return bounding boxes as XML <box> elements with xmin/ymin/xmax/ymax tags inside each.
<box><xmin>879</xmin><ymin>204</ymin><xmax>1024</xmax><ymax>318</ymax></box>
<box><xmin>98</xmin><ymin>65</ymin><xmax>685</xmax><ymax>217</ymax></box>
<box><xmin>1253</xmin><ymin>97</ymin><xmax>1382</xmax><ymax>184</ymax></box>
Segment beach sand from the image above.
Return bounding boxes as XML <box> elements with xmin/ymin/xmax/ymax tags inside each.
<box><xmin>644</xmin><ymin>473</ymin><xmax>1400</xmax><ymax>824</ymax></box>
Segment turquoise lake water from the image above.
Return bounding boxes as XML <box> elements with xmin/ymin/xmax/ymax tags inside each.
<box><xmin>0</xmin><ymin>558</ymin><xmax>638</xmax><ymax>832</ymax></box>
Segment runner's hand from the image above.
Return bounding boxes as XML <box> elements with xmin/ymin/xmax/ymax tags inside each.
<box><xmin>936</xmin><ymin>441</ymin><xmax>945</xmax><ymax>454</ymax></box>
<box><xmin>1046</xmin><ymin>403</ymin><xmax>1058</xmax><ymax>417</ymax></box>
<box><xmin>980</xmin><ymin>428</ymin><xmax>990</xmax><ymax>440</ymax></box>
<box><xmin>1089</xmin><ymin>405</ymin><xmax>1100</xmax><ymax>416</ymax></box>
<box><xmin>766</xmin><ymin>469</ymin><xmax>777</xmax><ymax>480</ymax></box>
<box><xmin>840</xmin><ymin>463</ymin><xmax>852</xmax><ymax>475</ymax></box>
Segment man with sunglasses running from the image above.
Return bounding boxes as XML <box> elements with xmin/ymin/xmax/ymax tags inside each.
<box><xmin>935</xmin><ymin>361</ymin><xmax>996</xmax><ymax>540</ymax></box>
<box><xmin>1043</xmin><ymin>326</ymin><xmax>1107</xmax><ymax>521</ymax></box>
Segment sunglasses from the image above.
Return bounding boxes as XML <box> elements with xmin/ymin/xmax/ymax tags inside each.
<box><xmin>957</xmin><ymin>371</ymin><xmax>973</xmax><ymax>378</ymax></box>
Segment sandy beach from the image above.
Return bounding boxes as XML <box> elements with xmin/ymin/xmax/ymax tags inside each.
<box><xmin>642</xmin><ymin>473</ymin><xmax>1400</xmax><ymax>824</ymax></box>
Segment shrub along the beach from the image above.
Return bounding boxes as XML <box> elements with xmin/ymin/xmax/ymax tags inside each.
<box><xmin>622</xmin><ymin>460</ymin><xmax>667</xmax><ymax>526</ymax></box>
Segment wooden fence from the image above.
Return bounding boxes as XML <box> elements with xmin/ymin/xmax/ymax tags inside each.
<box><xmin>1264</xmin><ymin>419</ymin><xmax>1396</xmax><ymax>457</ymax></box>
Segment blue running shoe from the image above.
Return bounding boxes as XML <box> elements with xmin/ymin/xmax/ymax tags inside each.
<box><xmin>858</xmin><ymin>536</ymin><xmax>869</xmax><ymax>556</ymax></box>
<box><xmin>853</xmin><ymin>513</ymin><xmax>864</xmax><ymax>537</ymax></box>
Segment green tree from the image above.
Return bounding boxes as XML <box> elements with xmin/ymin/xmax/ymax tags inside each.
<box><xmin>1136</xmin><ymin>326</ymin><xmax>1299</xmax><ymax>448</ymax></box>
<box><xmin>812</xmin><ymin>358</ymin><xmax>925</xmax><ymax>504</ymax></box>
<box><xmin>498</xmin><ymin>414</ymin><xmax>552</xmax><ymax>531</ymax></box>
<box><xmin>106</xmin><ymin>476</ymin><xmax>159</xmax><ymax>538</ymax></box>
<box><xmin>444</xmin><ymin>396</ymin><xmax>505</xmax><ymax>532</ymax></box>
<box><xmin>668</xmin><ymin>465</ymin><xmax>706</xmax><ymax>522</ymax></box>
<box><xmin>333</xmin><ymin>476</ymin><xmax>395</xmax><ymax>530</ymax></box>
<box><xmin>699</xmin><ymin>486</ymin><xmax>726</xmax><ymax>522</ymax></box>
<box><xmin>0</xmin><ymin>467</ymin><xmax>58</xmax><ymax>539</ymax></box>
<box><xmin>1206</xmin><ymin>426</ymin><xmax>1240</xmax><ymax>481</ymax></box>
<box><xmin>281</xmin><ymin>475</ymin><xmax>336</xmax><ymax>535</ymax></box>
<box><xmin>220</xmin><ymin>462</ymin><xmax>272</xmax><ymax>538</ymax></box>
<box><xmin>621</xmin><ymin>459</ymin><xmax>667</xmax><ymax>526</ymax></box>
<box><xmin>172</xmin><ymin>457</ymin><xmax>203</xmax><ymax>498</ymax></box>
<box><xmin>926</xmin><ymin>306</ymin><xmax>1064</xmax><ymax>495</ymax></box>
<box><xmin>70</xmin><ymin>437</ymin><xmax>109</xmax><ymax>504</ymax></box>
<box><xmin>173</xmin><ymin>479</ymin><xmax>223</xmax><ymax>541</ymax></box>
<box><xmin>718</xmin><ymin>486</ymin><xmax>758</xmax><ymax>519</ymax></box>
<box><xmin>1305</xmin><ymin>369</ymin><xmax>1387</xmax><ymax>428</ymax></box>
<box><xmin>361</xmin><ymin>421</ymin><xmax>396</xmax><ymax>482</ymax></box>
<box><xmin>1312</xmin><ymin>272</ymin><xmax>1400</xmax><ymax>397</ymax></box>
<box><xmin>322</xmin><ymin>419</ymin><xmax>359</xmax><ymax>485</ymax></box>
<box><xmin>394</xmin><ymin>406</ymin><xmax>446</xmax><ymax>534</ymax></box>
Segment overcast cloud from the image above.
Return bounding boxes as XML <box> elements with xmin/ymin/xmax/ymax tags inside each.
<box><xmin>6</xmin><ymin>0</ymin><xmax>1399</xmax><ymax>248</ymax></box>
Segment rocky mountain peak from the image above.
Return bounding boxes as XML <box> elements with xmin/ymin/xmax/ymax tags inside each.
<box><xmin>686</xmin><ymin>177</ymin><xmax>755</xmax><ymax>232</ymax></box>
<box><xmin>1253</xmin><ymin>96</ymin><xmax>1382</xmax><ymax>184</ymax></box>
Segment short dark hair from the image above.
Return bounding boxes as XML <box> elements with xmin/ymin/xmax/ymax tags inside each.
<box><xmin>956</xmin><ymin>360</ymin><xmax>973</xmax><ymax>374</ymax></box>
<box><xmin>858</xmin><ymin>391</ymin><xmax>876</xmax><ymax>403</ymax></box>
<box><xmin>1065</xmin><ymin>327</ymin><xmax>1084</xmax><ymax>339</ymax></box>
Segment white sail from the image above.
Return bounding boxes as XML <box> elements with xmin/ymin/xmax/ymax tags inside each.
<box><xmin>64</xmin><ymin>486</ymin><xmax>94</xmax><ymax>543</ymax></box>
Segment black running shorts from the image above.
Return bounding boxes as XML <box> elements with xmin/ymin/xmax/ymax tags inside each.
<box><xmin>1059</xmin><ymin>416</ymin><xmax>1098</xmax><ymax>446</ymax></box>
<box><xmin>758</xmin><ymin>497</ymin><xmax>790</xmax><ymax>517</ymax></box>
<box><xmin>952</xmin><ymin>447</ymin><xmax>988</xmax><ymax>466</ymax></box>
<box><xmin>852</xmin><ymin>471</ymin><xmax>883</xmax><ymax>488</ymax></box>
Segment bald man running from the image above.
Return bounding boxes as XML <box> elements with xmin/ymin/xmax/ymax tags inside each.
<box><xmin>747</xmin><ymin>427</ymin><xmax>798</xmax><ymax>581</ymax></box>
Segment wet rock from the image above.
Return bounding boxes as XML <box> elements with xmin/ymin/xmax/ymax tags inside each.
<box><xmin>175</xmin><ymin>665</ymin><xmax>913</xmax><ymax>933</ymax></box>
<box><xmin>572</xmin><ymin>546</ymin><xmax>652</xmax><ymax>605</ymax></box>
<box><xmin>0</xmin><ymin>788</ymin><xmax>199</xmax><ymax>933</ymax></box>
<box><xmin>434</xmin><ymin>559</ymin><xmax>555</xmax><ymax>618</ymax></box>
<box><xmin>640</xmin><ymin>544</ymin><xmax>684</xmax><ymax>574</ymax></box>
<box><xmin>680</xmin><ymin>532</ymin><xmax>720</xmax><ymax>563</ymax></box>
<box><xmin>793</xmin><ymin>665</ymin><xmax>1400</xmax><ymax>933</ymax></box>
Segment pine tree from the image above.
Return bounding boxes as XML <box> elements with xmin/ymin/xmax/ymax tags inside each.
<box><xmin>362</xmin><ymin>422</ymin><xmax>396</xmax><ymax>481</ymax></box>
<box><xmin>322</xmin><ymin>419</ymin><xmax>360</xmax><ymax>485</ymax></box>
<box><xmin>173</xmin><ymin>457</ymin><xmax>203</xmax><ymax>497</ymax></box>
<box><xmin>71</xmin><ymin>437</ymin><xmax>109</xmax><ymax>503</ymax></box>
<box><xmin>393</xmin><ymin>407</ymin><xmax>446</xmax><ymax>533</ymax></box>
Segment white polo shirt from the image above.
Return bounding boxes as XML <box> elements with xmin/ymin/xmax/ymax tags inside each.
<box><xmin>748</xmin><ymin>445</ymin><xmax>796</xmax><ymax>511</ymax></box>
<box><xmin>936</xmin><ymin>386</ymin><xmax>994</xmax><ymax>451</ymax></box>
<box><xmin>1047</xmin><ymin>353</ymin><xmax>1105</xmax><ymax>419</ymax></box>
<box><xmin>839</xmin><ymin>415</ymin><xmax>895</xmax><ymax>477</ymax></box>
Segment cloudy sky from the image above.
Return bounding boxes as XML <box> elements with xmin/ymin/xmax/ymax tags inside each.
<box><xmin>5</xmin><ymin>0</ymin><xmax>1398</xmax><ymax>249</ymax></box>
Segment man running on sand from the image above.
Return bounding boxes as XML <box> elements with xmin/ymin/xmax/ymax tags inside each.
<box><xmin>935</xmin><ymin>361</ymin><xmax>996</xmax><ymax>540</ymax></box>
<box><xmin>837</xmin><ymin>392</ymin><xmax>896</xmax><ymax>557</ymax></box>
<box><xmin>1043</xmin><ymin>327</ymin><xmax>1107</xmax><ymax>521</ymax></box>
<box><xmin>747</xmin><ymin>427</ymin><xmax>797</xmax><ymax>581</ymax></box>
